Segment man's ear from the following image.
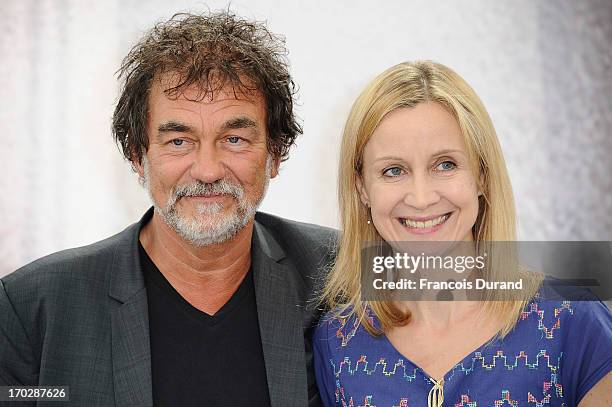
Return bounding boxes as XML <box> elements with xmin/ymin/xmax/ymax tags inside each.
<box><xmin>134</xmin><ymin>160</ymin><xmax>144</xmax><ymax>177</ymax></box>
<box><xmin>269</xmin><ymin>156</ymin><xmax>281</xmax><ymax>179</ymax></box>
<box><xmin>355</xmin><ymin>175</ymin><xmax>370</xmax><ymax>207</ymax></box>
<box><xmin>132</xmin><ymin>155</ymin><xmax>146</xmax><ymax>185</ymax></box>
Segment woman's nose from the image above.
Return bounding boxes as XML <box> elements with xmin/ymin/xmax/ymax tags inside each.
<box><xmin>402</xmin><ymin>173</ymin><xmax>441</xmax><ymax>210</ymax></box>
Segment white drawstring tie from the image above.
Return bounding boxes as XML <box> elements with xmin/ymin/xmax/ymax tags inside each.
<box><xmin>427</xmin><ymin>378</ymin><xmax>444</xmax><ymax>407</ymax></box>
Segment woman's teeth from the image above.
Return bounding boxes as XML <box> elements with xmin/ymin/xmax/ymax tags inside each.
<box><xmin>400</xmin><ymin>214</ymin><xmax>450</xmax><ymax>229</ymax></box>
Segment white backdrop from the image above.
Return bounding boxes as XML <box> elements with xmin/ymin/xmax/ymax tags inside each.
<box><xmin>1</xmin><ymin>0</ymin><xmax>611</xmax><ymax>276</ymax></box>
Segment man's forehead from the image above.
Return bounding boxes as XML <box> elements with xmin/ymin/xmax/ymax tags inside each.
<box><xmin>152</xmin><ymin>71</ymin><xmax>263</xmax><ymax>105</ymax></box>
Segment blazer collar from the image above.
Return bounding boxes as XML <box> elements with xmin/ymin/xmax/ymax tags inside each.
<box><xmin>252</xmin><ymin>217</ymin><xmax>285</xmax><ymax>262</ymax></box>
<box><xmin>108</xmin><ymin>207</ymin><xmax>153</xmax><ymax>303</ymax></box>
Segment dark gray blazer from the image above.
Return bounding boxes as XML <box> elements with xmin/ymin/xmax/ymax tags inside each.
<box><xmin>0</xmin><ymin>209</ymin><xmax>336</xmax><ymax>406</ymax></box>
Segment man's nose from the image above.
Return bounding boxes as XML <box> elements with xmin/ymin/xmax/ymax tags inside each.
<box><xmin>403</xmin><ymin>172</ymin><xmax>441</xmax><ymax>210</ymax></box>
<box><xmin>189</xmin><ymin>143</ymin><xmax>225</xmax><ymax>183</ymax></box>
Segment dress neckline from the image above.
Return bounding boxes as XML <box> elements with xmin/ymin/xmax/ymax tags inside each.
<box><xmin>375</xmin><ymin>313</ymin><xmax>503</xmax><ymax>385</ymax></box>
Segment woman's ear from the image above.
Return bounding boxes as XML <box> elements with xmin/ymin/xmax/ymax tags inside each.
<box><xmin>356</xmin><ymin>175</ymin><xmax>371</xmax><ymax>207</ymax></box>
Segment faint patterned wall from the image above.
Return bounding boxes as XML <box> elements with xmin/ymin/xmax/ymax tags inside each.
<box><xmin>1</xmin><ymin>0</ymin><xmax>611</xmax><ymax>276</ymax></box>
<box><xmin>537</xmin><ymin>1</ymin><xmax>612</xmax><ymax>240</ymax></box>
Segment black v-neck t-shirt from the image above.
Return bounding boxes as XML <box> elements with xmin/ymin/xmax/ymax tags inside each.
<box><xmin>140</xmin><ymin>242</ymin><xmax>271</xmax><ymax>407</ymax></box>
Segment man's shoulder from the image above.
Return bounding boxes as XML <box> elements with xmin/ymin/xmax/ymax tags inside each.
<box><xmin>2</xmin><ymin>222</ymin><xmax>138</xmax><ymax>294</ymax></box>
<box><xmin>254</xmin><ymin>212</ymin><xmax>338</xmax><ymax>288</ymax></box>
<box><xmin>254</xmin><ymin>211</ymin><xmax>338</xmax><ymax>249</ymax></box>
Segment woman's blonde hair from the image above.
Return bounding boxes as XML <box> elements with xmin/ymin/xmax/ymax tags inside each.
<box><xmin>321</xmin><ymin>61</ymin><xmax>541</xmax><ymax>337</ymax></box>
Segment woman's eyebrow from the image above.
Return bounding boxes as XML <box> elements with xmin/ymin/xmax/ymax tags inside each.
<box><xmin>372</xmin><ymin>149</ymin><xmax>465</xmax><ymax>163</ymax></box>
<box><xmin>373</xmin><ymin>155</ymin><xmax>405</xmax><ymax>163</ymax></box>
<box><xmin>431</xmin><ymin>148</ymin><xmax>466</xmax><ymax>156</ymax></box>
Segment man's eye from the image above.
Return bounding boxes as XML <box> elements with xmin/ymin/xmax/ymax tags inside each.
<box><xmin>382</xmin><ymin>167</ymin><xmax>403</xmax><ymax>177</ymax></box>
<box><xmin>227</xmin><ymin>136</ymin><xmax>241</xmax><ymax>144</ymax></box>
<box><xmin>436</xmin><ymin>161</ymin><xmax>456</xmax><ymax>171</ymax></box>
<box><xmin>171</xmin><ymin>139</ymin><xmax>184</xmax><ymax>146</ymax></box>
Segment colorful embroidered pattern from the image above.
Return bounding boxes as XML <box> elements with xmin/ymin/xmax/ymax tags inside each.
<box><xmin>314</xmin><ymin>296</ymin><xmax>612</xmax><ymax>407</ymax></box>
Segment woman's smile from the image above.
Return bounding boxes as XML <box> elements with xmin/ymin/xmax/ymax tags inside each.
<box><xmin>397</xmin><ymin>212</ymin><xmax>452</xmax><ymax>234</ymax></box>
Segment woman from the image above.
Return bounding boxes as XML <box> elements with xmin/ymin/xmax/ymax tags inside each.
<box><xmin>314</xmin><ymin>61</ymin><xmax>611</xmax><ymax>406</ymax></box>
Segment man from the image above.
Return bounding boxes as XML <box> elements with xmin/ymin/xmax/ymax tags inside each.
<box><xmin>0</xmin><ymin>12</ymin><xmax>334</xmax><ymax>407</ymax></box>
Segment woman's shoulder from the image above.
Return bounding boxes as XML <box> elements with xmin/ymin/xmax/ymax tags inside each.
<box><xmin>522</xmin><ymin>290</ymin><xmax>612</xmax><ymax>404</ymax></box>
<box><xmin>513</xmin><ymin>288</ymin><xmax>612</xmax><ymax>346</ymax></box>
<box><xmin>526</xmin><ymin>286</ymin><xmax>611</xmax><ymax>325</ymax></box>
<box><xmin>314</xmin><ymin>305</ymin><xmax>380</xmax><ymax>349</ymax></box>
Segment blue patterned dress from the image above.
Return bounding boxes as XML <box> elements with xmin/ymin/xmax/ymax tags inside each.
<box><xmin>313</xmin><ymin>295</ymin><xmax>612</xmax><ymax>406</ymax></box>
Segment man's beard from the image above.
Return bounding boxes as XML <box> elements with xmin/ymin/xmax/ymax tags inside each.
<box><xmin>141</xmin><ymin>157</ymin><xmax>272</xmax><ymax>246</ymax></box>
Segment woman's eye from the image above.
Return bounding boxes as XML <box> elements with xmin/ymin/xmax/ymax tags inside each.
<box><xmin>383</xmin><ymin>167</ymin><xmax>403</xmax><ymax>177</ymax></box>
<box><xmin>436</xmin><ymin>161</ymin><xmax>456</xmax><ymax>171</ymax></box>
<box><xmin>227</xmin><ymin>136</ymin><xmax>241</xmax><ymax>144</ymax></box>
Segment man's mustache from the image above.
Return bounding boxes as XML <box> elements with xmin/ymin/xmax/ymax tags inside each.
<box><xmin>170</xmin><ymin>180</ymin><xmax>244</xmax><ymax>204</ymax></box>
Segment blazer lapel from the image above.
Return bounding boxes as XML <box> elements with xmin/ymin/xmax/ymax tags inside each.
<box><xmin>108</xmin><ymin>209</ymin><xmax>154</xmax><ymax>407</ymax></box>
<box><xmin>252</xmin><ymin>222</ymin><xmax>308</xmax><ymax>407</ymax></box>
